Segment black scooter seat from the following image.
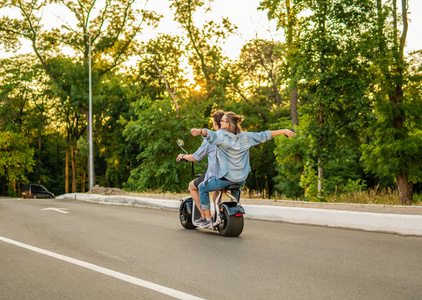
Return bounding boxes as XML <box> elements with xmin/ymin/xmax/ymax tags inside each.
<box><xmin>220</xmin><ymin>184</ymin><xmax>242</xmax><ymax>191</ymax></box>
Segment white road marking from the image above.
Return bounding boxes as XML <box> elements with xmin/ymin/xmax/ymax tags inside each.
<box><xmin>42</xmin><ymin>208</ymin><xmax>69</xmax><ymax>214</ymax></box>
<box><xmin>0</xmin><ymin>236</ymin><xmax>204</xmax><ymax>300</ymax></box>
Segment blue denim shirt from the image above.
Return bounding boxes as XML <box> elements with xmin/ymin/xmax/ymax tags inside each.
<box><xmin>192</xmin><ymin>139</ymin><xmax>217</xmax><ymax>184</ymax></box>
<box><xmin>204</xmin><ymin>129</ymin><xmax>272</xmax><ymax>182</ymax></box>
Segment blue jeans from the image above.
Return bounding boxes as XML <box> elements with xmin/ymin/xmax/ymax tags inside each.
<box><xmin>198</xmin><ymin>177</ymin><xmax>245</xmax><ymax>210</ymax></box>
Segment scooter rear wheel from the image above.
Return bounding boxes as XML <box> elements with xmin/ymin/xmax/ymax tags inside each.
<box><xmin>179</xmin><ymin>200</ymin><xmax>197</xmax><ymax>229</ymax></box>
<box><xmin>218</xmin><ymin>206</ymin><xmax>244</xmax><ymax>237</ymax></box>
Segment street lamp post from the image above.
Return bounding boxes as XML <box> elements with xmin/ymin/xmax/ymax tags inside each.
<box><xmin>75</xmin><ymin>13</ymin><xmax>94</xmax><ymax>190</ymax></box>
<box><xmin>62</xmin><ymin>20</ymin><xmax>94</xmax><ymax>190</ymax></box>
<box><xmin>87</xmin><ymin>33</ymin><xmax>94</xmax><ymax>190</ymax></box>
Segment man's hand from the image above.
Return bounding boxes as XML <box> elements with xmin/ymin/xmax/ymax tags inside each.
<box><xmin>176</xmin><ymin>154</ymin><xmax>185</xmax><ymax>162</ymax></box>
<box><xmin>190</xmin><ymin>128</ymin><xmax>202</xmax><ymax>136</ymax></box>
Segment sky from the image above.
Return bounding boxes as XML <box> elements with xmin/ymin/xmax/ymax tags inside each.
<box><xmin>0</xmin><ymin>0</ymin><xmax>421</xmax><ymax>60</ymax></box>
<box><xmin>143</xmin><ymin>0</ymin><xmax>422</xmax><ymax>58</ymax></box>
<box><xmin>140</xmin><ymin>0</ymin><xmax>282</xmax><ymax>60</ymax></box>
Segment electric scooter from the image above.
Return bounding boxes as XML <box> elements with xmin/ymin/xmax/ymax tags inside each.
<box><xmin>176</xmin><ymin>139</ymin><xmax>245</xmax><ymax>237</ymax></box>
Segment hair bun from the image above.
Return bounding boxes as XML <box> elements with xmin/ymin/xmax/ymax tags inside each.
<box><xmin>235</xmin><ymin>115</ymin><xmax>244</xmax><ymax>123</ymax></box>
<box><xmin>224</xmin><ymin>112</ymin><xmax>243</xmax><ymax>134</ymax></box>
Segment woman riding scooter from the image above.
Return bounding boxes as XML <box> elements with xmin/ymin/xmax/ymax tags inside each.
<box><xmin>191</xmin><ymin>112</ymin><xmax>295</xmax><ymax>228</ymax></box>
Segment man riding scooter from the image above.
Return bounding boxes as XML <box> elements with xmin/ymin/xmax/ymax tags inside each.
<box><xmin>176</xmin><ymin>110</ymin><xmax>225</xmax><ymax>225</ymax></box>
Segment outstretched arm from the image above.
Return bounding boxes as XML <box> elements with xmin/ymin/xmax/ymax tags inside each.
<box><xmin>271</xmin><ymin>129</ymin><xmax>295</xmax><ymax>138</ymax></box>
<box><xmin>191</xmin><ymin>128</ymin><xmax>221</xmax><ymax>146</ymax></box>
<box><xmin>191</xmin><ymin>128</ymin><xmax>207</xmax><ymax>137</ymax></box>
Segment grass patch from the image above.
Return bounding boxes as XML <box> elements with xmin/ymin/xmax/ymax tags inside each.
<box><xmin>246</xmin><ymin>186</ymin><xmax>422</xmax><ymax>206</ymax></box>
<box><xmin>329</xmin><ymin>187</ymin><xmax>401</xmax><ymax>205</ymax></box>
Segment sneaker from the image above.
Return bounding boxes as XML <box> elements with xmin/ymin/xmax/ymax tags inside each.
<box><xmin>194</xmin><ymin>217</ymin><xmax>205</xmax><ymax>226</ymax></box>
<box><xmin>200</xmin><ymin>218</ymin><xmax>213</xmax><ymax>229</ymax></box>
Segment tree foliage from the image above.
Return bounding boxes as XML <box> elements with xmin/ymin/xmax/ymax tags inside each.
<box><xmin>359</xmin><ymin>0</ymin><xmax>422</xmax><ymax>204</ymax></box>
<box><xmin>122</xmin><ymin>96</ymin><xmax>204</xmax><ymax>192</ymax></box>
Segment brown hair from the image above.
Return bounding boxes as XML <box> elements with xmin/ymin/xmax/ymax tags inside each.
<box><xmin>224</xmin><ymin>112</ymin><xmax>244</xmax><ymax>134</ymax></box>
<box><xmin>212</xmin><ymin>110</ymin><xmax>225</xmax><ymax>128</ymax></box>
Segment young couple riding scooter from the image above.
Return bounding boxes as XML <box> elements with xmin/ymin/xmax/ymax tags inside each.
<box><xmin>177</xmin><ymin>110</ymin><xmax>295</xmax><ymax>229</ymax></box>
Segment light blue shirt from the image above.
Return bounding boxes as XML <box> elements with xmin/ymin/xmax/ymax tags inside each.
<box><xmin>192</xmin><ymin>139</ymin><xmax>217</xmax><ymax>184</ymax></box>
<box><xmin>204</xmin><ymin>129</ymin><xmax>272</xmax><ymax>182</ymax></box>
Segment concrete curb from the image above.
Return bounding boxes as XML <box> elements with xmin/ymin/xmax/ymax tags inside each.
<box><xmin>57</xmin><ymin>193</ymin><xmax>180</xmax><ymax>210</ymax></box>
<box><xmin>57</xmin><ymin>193</ymin><xmax>422</xmax><ymax>236</ymax></box>
<box><xmin>242</xmin><ymin>205</ymin><xmax>422</xmax><ymax>236</ymax></box>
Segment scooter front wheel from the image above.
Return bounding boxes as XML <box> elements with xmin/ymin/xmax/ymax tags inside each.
<box><xmin>218</xmin><ymin>206</ymin><xmax>244</xmax><ymax>237</ymax></box>
<box><xmin>179</xmin><ymin>200</ymin><xmax>197</xmax><ymax>229</ymax></box>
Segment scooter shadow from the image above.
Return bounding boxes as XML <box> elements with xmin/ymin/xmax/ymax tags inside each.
<box><xmin>176</xmin><ymin>227</ymin><xmax>245</xmax><ymax>240</ymax></box>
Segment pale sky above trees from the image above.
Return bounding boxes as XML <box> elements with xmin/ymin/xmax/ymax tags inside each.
<box><xmin>0</xmin><ymin>0</ymin><xmax>421</xmax><ymax>60</ymax></box>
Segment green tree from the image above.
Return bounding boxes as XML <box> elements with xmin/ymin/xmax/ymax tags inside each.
<box><xmin>122</xmin><ymin>96</ymin><xmax>204</xmax><ymax>192</ymax></box>
<box><xmin>273</xmin><ymin>114</ymin><xmax>308</xmax><ymax>198</ymax></box>
<box><xmin>259</xmin><ymin>0</ymin><xmax>306</xmax><ymax>193</ymax></box>
<box><xmin>292</xmin><ymin>0</ymin><xmax>376</xmax><ymax>198</ymax></box>
<box><xmin>93</xmin><ymin>71</ymin><xmax>141</xmax><ymax>188</ymax></box>
<box><xmin>0</xmin><ymin>55</ymin><xmax>59</xmax><ymax>192</ymax></box>
<box><xmin>0</xmin><ymin>131</ymin><xmax>35</xmax><ymax>196</ymax></box>
<box><xmin>0</xmin><ymin>0</ymin><xmax>160</xmax><ymax>192</ymax></box>
<box><xmin>361</xmin><ymin>0</ymin><xmax>422</xmax><ymax>204</ymax></box>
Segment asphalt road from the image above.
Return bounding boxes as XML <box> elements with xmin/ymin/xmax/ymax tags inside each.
<box><xmin>1</xmin><ymin>197</ymin><xmax>421</xmax><ymax>300</ymax></box>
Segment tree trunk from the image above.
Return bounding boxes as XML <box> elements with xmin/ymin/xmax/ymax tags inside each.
<box><xmin>318</xmin><ymin>157</ymin><xmax>323</xmax><ymax>198</ymax></box>
<box><xmin>70</xmin><ymin>138</ymin><xmax>77</xmax><ymax>193</ymax></box>
<box><xmin>57</xmin><ymin>137</ymin><xmax>60</xmax><ymax>187</ymax></box>
<box><xmin>153</xmin><ymin>56</ymin><xmax>179</xmax><ymax>116</ymax></box>
<box><xmin>317</xmin><ymin>102</ymin><xmax>324</xmax><ymax>198</ymax></box>
<box><xmin>65</xmin><ymin>146</ymin><xmax>69</xmax><ymax>194</ymax></box>
<box><xmin>272</xmin><ymin>80</ymin><xmax>281</xmax><ymax>106</ymax></box>
<box><xmin>291</xmin><ymin>87</ymin><xmax>303</xmax><ymax>175</ymax></box>
<box><xmin>408</xmin><ymin>181</ymin><xmax>413</xmax><ymax>202</ymax></box>
<box><xmin>290</xmin><ymin>87</ymin><xmax>299</xmax><ymax>126</ymax></box>
<box><xmin>82</xmin><ymin>166</ymin><xmax>86</xmax><ymax>193</ymax></box>
<box><xmin>37</xmin><ymin>110</ymin><xmax>42</xmax><ymax>184</ymax></box>
<box><xmin>396</xmin><ymin>172</ymin><xmax>410</xmax><ymax>205</ymax></box>
<box><xmin>390</xmin><ymin>0</ymin><xmax>411</xmax><ymax>205</ymax></box>
<box><xmin>285</xmin><ymin>0</ymin><xmax>302</xmax><ymax>177</ymax></box>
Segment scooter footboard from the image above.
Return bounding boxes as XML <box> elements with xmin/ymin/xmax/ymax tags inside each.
<box><xmin>220</xmin><ymin>202</ymin><xmax>245</xmax><ymax>216</ymax></box>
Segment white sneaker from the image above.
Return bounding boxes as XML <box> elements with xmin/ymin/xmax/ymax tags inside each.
<box><xmin>194</xmin><ymin>217</ymin><xmax>205</xmax><ymax>226</ymax></box>
<box><xmin>199</xmin><ymin>219</ymin><xmax>213</xmax><ymax>229</ymax></box>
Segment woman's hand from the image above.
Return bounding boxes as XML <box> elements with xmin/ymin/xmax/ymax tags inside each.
<box><xmin>190</xmin><ymin>128</ymin><xmax>202</xmax><ymax>136</ymax></box>
<box><xmin>283</xmin><ymin>129</ymin><xmax>296</xmax><ymax>137</ymax></box>
<box><xmin>271</xmin><ymin>129</ymin><xmax>296</xmax><ymax>138</ymax></box>
<box><xmin>176</xmin><ymin>154</ymin><xmax>185</xmax><ymax>162</ymax></box>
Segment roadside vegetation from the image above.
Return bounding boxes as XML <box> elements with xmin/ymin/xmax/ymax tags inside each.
<box><xmin>244</xmin><ymin>187</ymin><xmax>421</xmax><ymax>206</ymax></box>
